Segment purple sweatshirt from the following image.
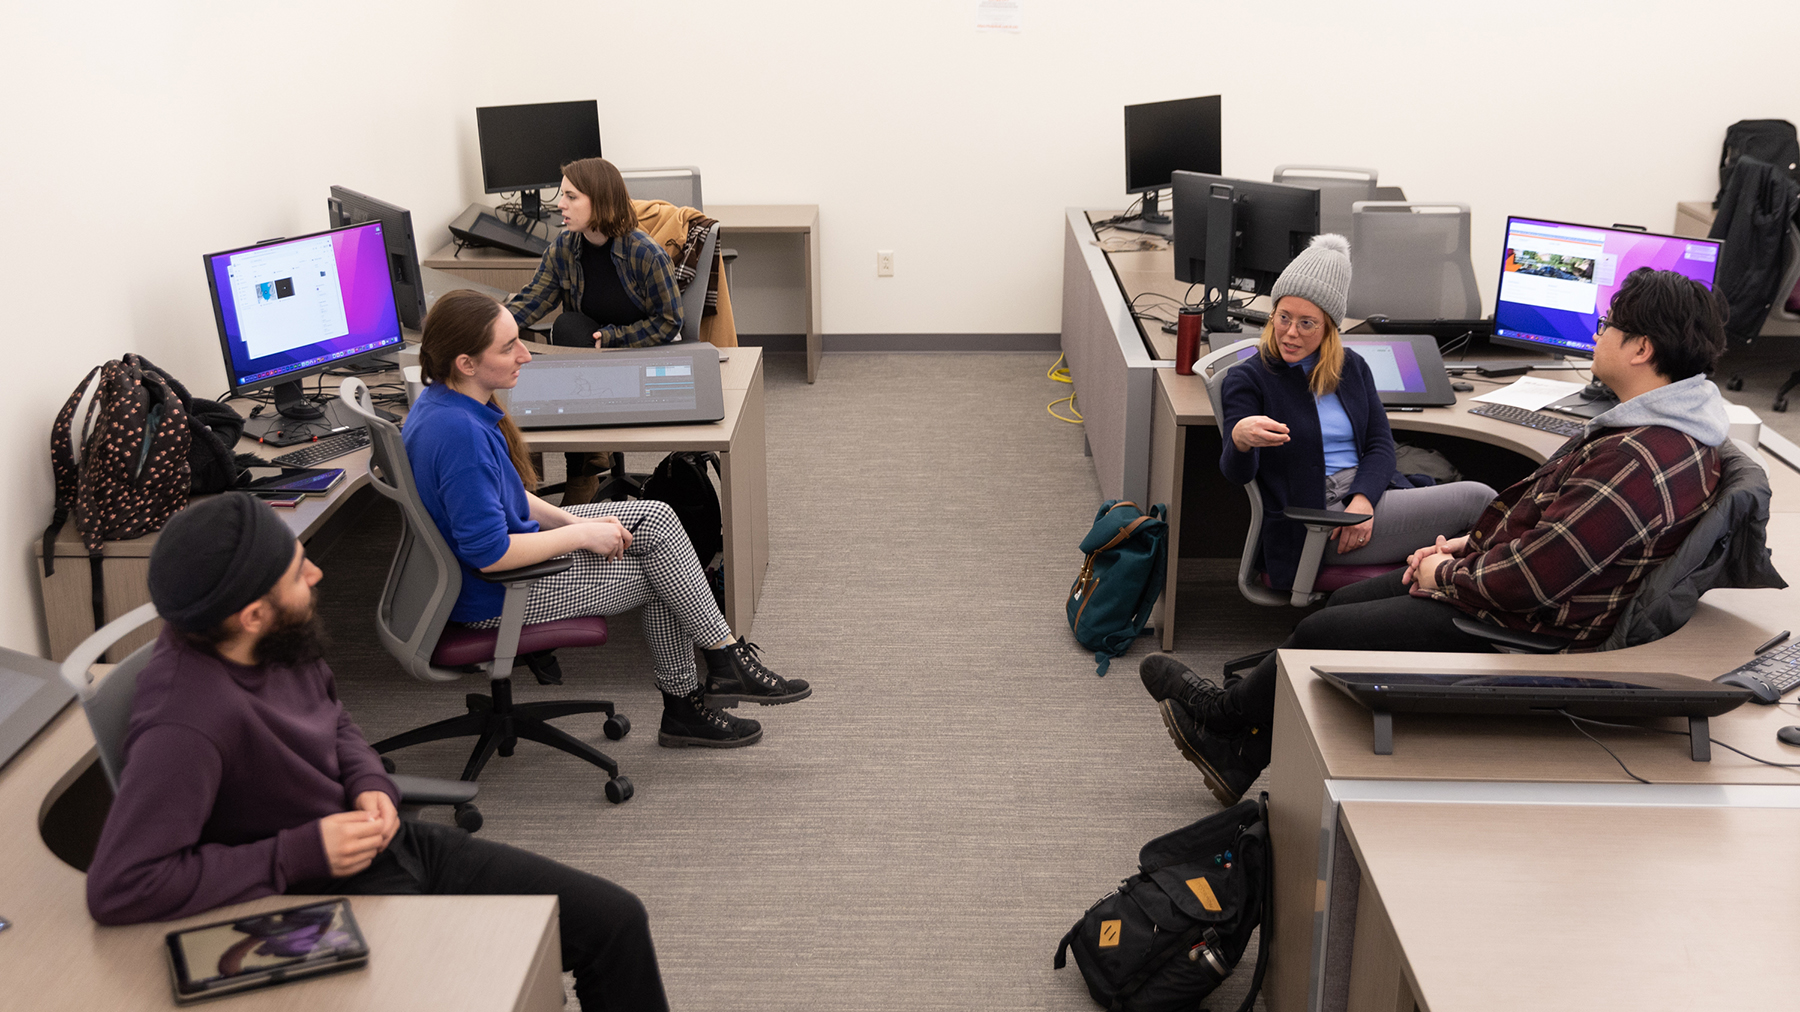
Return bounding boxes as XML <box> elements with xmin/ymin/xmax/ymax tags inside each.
<box><xmin>85</xmin><ymin>626</ymin><xmax>399</xmax><ymax>925</ymax></box>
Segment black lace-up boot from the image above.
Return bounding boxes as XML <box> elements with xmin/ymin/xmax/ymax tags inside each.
<box><xmin>701</xmin><ymin>637</ymin><xmax>811</xmax><ymax>707</ymax></box>
<box><xmin>658</xmin><ymin>688</ymin><xmax>763</xmax><ymax>748</ymax></box>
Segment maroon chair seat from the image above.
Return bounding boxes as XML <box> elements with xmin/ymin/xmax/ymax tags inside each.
<box><xmin>1260</xmin><ymin>564</ymin><xmax>1397</xmax><ymax>595</ymax></box>
<box><xmin>431</xmin><ymin>617</ymin><xmax>609</xmax><ymax>668</ymax></box>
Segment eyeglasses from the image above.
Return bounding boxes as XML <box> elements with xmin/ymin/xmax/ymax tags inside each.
<box><xmin>1274</xmin><ymin>311</ymin><xmax>1322</xmax><ymax>336</ymax></box>
<box><xmin>1594</xmin><ymin>316</ymin><xmax>1612</xmax><ymax>335</ymax></box>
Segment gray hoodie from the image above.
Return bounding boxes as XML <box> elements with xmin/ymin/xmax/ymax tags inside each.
<box><xmin>1586</xmin><ymin>373</ymin><xmax>1730</xmax><ymax>447</ymax></box>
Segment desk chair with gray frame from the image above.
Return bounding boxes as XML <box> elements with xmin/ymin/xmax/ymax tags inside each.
<box><xmin>59</xmin><ymin>602</ymin><xmax>487</xmax><ymax>831</ymax></box>
<box><xmin>1272</xmin><ymin>165</ymin><xmax>1378</xmax><ymax>239</ymax></box>
<box><xmin>340</xmin><ymin>378</ymin><xmax>635</xmax><ymax>805</ymax></box>
<box><xmin>1451</xmin><ymin>439</ymin><xmax>1786</xmax><ymax>655</ymax></box>
<box><xmin>1346</xmin><ymin>201</ymin><xmax>1483</xmax><ymax>321</ymax></box>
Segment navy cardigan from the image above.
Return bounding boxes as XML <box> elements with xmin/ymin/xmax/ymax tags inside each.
<box><xmin>1218</xmin><ymin>348</ymin><xmax>1412</xmax><ymax>590</ymax></box>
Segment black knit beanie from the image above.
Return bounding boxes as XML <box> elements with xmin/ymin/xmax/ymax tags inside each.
<box><xmin>147</xmin><ymin>493</ymin><xmax>298</xmax><ymax>632</ymax></box>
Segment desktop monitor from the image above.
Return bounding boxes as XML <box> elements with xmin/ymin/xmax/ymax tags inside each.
<box><xmin>1171</xmin><ymin>170</ymin><xmax>1320</xmax><ymax>330</ymax></box>
<box><xmin>1118</xmin><ymin>95</ymin><xmax>1221</xmax><ymax>233</ymax></box>
<box><xmin>204</xmin><ymin>221</ymin><xmax>404</xmax><ymax>435</ymax></box>
<box><xmin>1492</xmin><ymin>216</ymin><xmax>1723</xmax><ymax>359</ymax></box>
<box><xmin>475</xmin><ymin>100</ymin><xmax>603</xmax><ymax>221</ymax></box>
<box><xmin>327</xmin><ymin>186</ymin><xmax>425</xmax><ymax>330</ymax></box>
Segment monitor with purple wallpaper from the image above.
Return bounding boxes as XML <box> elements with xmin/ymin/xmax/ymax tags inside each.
<box><xmin>205</xmin><ymin>220</ymin><xmax>404</xmax><ymax>438</ymax></box>
<box><xmin>1492</xmin><ymin>216</ymin><xmax>1722</xmax><ymax>359</ymax></box>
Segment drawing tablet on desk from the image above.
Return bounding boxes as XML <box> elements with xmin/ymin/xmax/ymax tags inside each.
<box><xmin>1312</xmin><ymin>666</ymin><xmax>1751</xmax><ymax>719</ymax></box>
<box><xmin>505</xmin><ymin>344</ymin><xmax>726</xmax><ymax>429</ymax></box>
<box><xmin>1341</xmin><ymin>335</ymin><xmax>1458</xmax><ymax>406</ymax></box>
<box><xmin>0</xmin><ymin>647</ymin><xmax>75</xmax><ymax>772</ymax></box>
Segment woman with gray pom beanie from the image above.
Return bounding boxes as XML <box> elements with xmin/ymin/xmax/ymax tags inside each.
<box><xmin>1213</xmin><ymin>233</ymin><xmax>1497</xmax><ymax>590</ymax></box>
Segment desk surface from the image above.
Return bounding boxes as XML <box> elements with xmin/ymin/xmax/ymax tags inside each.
<box><xmin>0</xmin><ymin>707</ymin><xmax>563</xmax><ymax>1012</ymax></box>
<box><xmin>1341</xmin><ymin>798</ymin><xmax>1800</xmax><ymax>1011</ymax></box>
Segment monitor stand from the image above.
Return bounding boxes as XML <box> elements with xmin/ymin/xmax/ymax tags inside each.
<box><xmin>1548</xmin><ymin>379</ymin><xmax>1618</xmax><ymax>419</ymax></box>
<box><xmin>242</xmin><ymin>380</ymin><xmax>382</xmax><ymax>448</ymax></box>
<box><xmin>1110</xmin><ymin>190</ymin><xmax>1173</xmax><ymax>236</ymax></box>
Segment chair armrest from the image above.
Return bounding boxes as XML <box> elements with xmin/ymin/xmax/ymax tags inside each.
<box><xmin>391</xmin><ymin>774</ymin><xmax>478</xmax><ymax>806</ymax></box>
<box><xmin>1451</xmin><ymin>615</ymin><xmax>1567</xmax><ymax>653</ymax></box>
<box><xmin>1282</xmin><ymin>507</ymin><xmax>1371</xmax><ymax>528</ymax></box>
<box><xmin>474</xmin><ymin>557</ymin><xmax>577</xmax><ymax>584</ymax></box>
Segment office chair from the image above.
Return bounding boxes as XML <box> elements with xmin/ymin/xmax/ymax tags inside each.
<box><xmin>1346</xmin><ymin>201</ymin><xmax>1483</xmax><ymax>321</ymax></box>
<box><xmin>1197</xmin><ymin>340</ymin><xmax>1393</xmax><ymax>609</ymax></box>
<box><xmin>59</xmin><ymin>602</ymin><xmax>486</xmax><ymax>830</ymax></box>
<box><xmin>1272</xmin><ymin>165</ymin><xmax>1378</xmax><ymax>239</ymax></box>
<box><xmin>1450</xmin><ymin>440</ymin><xmax>1786</xmax><ymax>653</ymax></box>
<box><xmin>620</xmin><ymin>166</ymin><xmax>736</xmax><ymax>285</ymax></box>
<box><xmin>339</xmin><ymin>379</ymin><xmax>635</xmax><ymax>804</ymax></box>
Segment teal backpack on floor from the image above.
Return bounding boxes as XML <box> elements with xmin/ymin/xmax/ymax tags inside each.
<box><xmin>1067</xmin><ymin>501</ymin><xmax>1168</xmax><ymax>675</ymax></box>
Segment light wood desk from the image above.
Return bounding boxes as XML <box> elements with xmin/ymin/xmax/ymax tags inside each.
<box><xmin>424</xmin><ymin>204</ymin><xmax>824</xmax><ymax>383</ymax></box>
<box><xmin>0</xmin><ymin>705</ymin><xmax>565</xmax><ymax>1012</ymax></box>
<box><xmin>1261</xmin><ymin>512</ymin><xmax>1800</xmax><ymax>1012</ymax></box>
<box><xmin>36</xmin><ymin>348</ymin><xmax>770</xmax><ymax>659</ymax></box>
<box><xmin>1337</xmin><ymin>799</ymin><xmax>1800</xmax><ymax>1012</ymax></box>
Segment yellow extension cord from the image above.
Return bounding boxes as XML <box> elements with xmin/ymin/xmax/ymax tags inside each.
<box><xmin>1046</xmin><ymin>353</ymin><xmax>1082</xmax><ymax>423</ymax></box>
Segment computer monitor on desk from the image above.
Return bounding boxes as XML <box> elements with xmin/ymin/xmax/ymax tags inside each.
<box><xmin>1492</xmin><ymin>216</ymin><xmax>1722</xmax><ymax>415</ymax></box>
<box><xmin>476</xmin><ymin>100</ymin><xmax>603</xmax><ymax>223</ymax></box>
<box><xmin>327</xmin><ymin>186</ymin><xmax>425</xmax><ymax>330</ymax></box>
<box><xmin>1113</xmin><ymin>95</ymin><xmax>1221</xmax><ymax>236</ymax></box>
<box><xmin>204</xmin><ymin>221</ymin><xmax>405</xmax><ymax>446</ymax></box>
<box><xmin>1170</xmin><ymin>170</ymin><xmax>1321</xmax><ymax>333</ymax></box>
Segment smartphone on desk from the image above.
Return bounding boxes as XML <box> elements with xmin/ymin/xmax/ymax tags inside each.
<box><xmin>166</xmin><ymin>898</ymin><xmax>368</xmax><ymax>1004</ymax></box>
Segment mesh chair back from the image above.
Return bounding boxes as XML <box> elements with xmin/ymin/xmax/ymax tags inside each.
<box><xmin>680</xmin><ymin>223</ymin><xmax>719</xmax><ymax>343</ymax></box>
<box><xmin>1347</xmin><ymin>202</ymin><xmax>1482</xmax><ymax>320</ymax></box>
<box><xmin>1196</xmin><ymin>340</ymin><xmax>1290</xmax><ymax>607</ymax></box>
<box><xmin>621</xmin><ymin>167</ymin><xmax>703</xmax><ymax>212</ymax></box>
<box><xmin>339</xmin><ymin>379</ymin><xmax>464</xmax><ymax>683</ymax></box>
<box><xmin>1273</xmin><ymin>165</ymin><xmax>1378</xmax><ymax>239</ymax></box>
<box><xmin>58</xmin><ymin>602</ymin><xmax>161</xmax><ymax>790</ymax></box>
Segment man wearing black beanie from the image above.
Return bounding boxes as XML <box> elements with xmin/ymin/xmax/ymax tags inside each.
<box><xmin>86</xmin><ymin>493</ymin><xmax>668</xmax><ymax>1012</ymax></box>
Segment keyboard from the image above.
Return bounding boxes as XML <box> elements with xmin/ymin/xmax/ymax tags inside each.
<box><xmin>270</xmin><ymin>427</ymin><xmax>372</xmax><ymax>468</ymax></box>
<box><xmin>1466</xmin><ymin>402</ymin><xmax>1586</xmax><ymax>438</ymax></box>
<box><xmin>1715</xmin><ymin>640</ymin><xmax>1800</xmax><ymax>703</ymax></box>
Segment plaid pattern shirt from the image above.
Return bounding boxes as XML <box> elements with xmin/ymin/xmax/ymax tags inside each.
<box><xmin>506</xmin><ymin>229</ymin><xmax>682</xmax><ymax>348</ymax></box>
<box><xmin>1415</xmin><ymin>425</ymin><xmax>1722</xmax><ymax>650</ymax></box>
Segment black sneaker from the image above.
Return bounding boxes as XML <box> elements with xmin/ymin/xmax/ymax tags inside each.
<box><xmin>1139</xmin><ymin>655</ymin><xmax>1230</xmax><ymax>729</ymax></box>
<box><xmin>702</xmin><ymin>638</ymin><xmax>811</xmax><ymax>707</ymax></box>
<box><xmin>1158</xmin><ymin>699</ymin><xmax>1268</xmax><ymax>806</ymax></box>
<box><xmin>658</xmin><ymin>688</ymin><xmax>763</xmax><ymax>748</ymax></box>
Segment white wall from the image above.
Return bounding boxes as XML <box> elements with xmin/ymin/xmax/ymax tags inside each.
<box><xmin>1</xmin><ymin>0</ymin><xmax>1795</xmax><ymax>653</ymax></box>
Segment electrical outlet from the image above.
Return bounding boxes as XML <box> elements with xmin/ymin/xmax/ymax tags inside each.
<box><xmin>876</xmin><ymin>250</ymin><xmax>894</xmax><ymax>277</ymax></box>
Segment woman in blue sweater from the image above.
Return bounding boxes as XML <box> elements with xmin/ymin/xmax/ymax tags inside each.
<box><xmin>403</xmin><ymin>290</ymin><xmax>808</xmax><ymax>749</ymax></box>
<box><xmin>1216</xmin><ymin>234</ymin><xmax>1496</xmax><ymax>591</ymax></box>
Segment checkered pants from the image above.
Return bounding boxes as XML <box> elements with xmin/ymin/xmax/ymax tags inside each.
<box><xmin>470</xmin><ymin>499</ymin><xmax>732</xmax><ymax>695</ymax></box>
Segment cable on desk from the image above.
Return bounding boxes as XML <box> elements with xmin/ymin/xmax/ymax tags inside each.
<box><xmin>1558</xmin><ymin>710</ymin><xmax>1800</xmax><ymax>785</ymax></box>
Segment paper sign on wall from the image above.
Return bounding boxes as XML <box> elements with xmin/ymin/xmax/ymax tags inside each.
<box><xmin>976</xmin><ymin>0</ymin><xmax>1022</xmax><ymax>32</ymax></box>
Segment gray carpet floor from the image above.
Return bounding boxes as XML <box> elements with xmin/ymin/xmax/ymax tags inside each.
<box><xmin>316</xmin><ymin>343</ymin><xmax>1800</xmax><ymax>1010</ymax></box>
<box><xmin>318</xmin><ymin>352</ymin><xmax>1289</xmax><ymax>1011</ymax></box>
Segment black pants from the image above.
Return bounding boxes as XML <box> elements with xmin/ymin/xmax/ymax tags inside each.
<box><xmin>326</xmin><ymin>820</ymin><xmax>668</xmax><ymax>1012</ymax></box>
<box><xmin>1222</xmin><ymin>569</ymin><xmax>1499</xmax><ymax>728</ymax></box>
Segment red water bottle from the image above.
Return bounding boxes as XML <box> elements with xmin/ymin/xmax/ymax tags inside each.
<box><xmin>1175</xmin><ymin>308</ymin><xmax>1205</xmax><ymax>375</ymax></box>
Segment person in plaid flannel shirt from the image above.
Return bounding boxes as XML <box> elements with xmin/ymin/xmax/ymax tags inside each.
<box><xmin>1143</xmin><ymin>268</ymin><xmax>1735</xmax><ymax>805</ymax></box>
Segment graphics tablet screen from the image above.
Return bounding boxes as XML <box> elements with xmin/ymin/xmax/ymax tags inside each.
<box><xmin>511</xmin><ymin>355</ymin><xmax>700</xmax><ymax>418</ymax></box>
<box><xmin>1343</xmin><ymin>339</ymin><xmax>1429</xmax><ymax>394</ymax></box>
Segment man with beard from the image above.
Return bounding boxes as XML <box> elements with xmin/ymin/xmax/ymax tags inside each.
<box><xmin>84</xmin><ymin>493</ymin><xmax>668</xmax><ymax>1012</ymax></box>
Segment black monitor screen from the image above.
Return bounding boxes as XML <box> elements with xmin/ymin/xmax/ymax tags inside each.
<box><xmin>1171</xmin><ymin>171</ymin><xmax>1319</xmax><ymax>291</ymax></box>
<box><xmin>205</xmin><ymin>221</ymin><xmax>404</xmax><ymax>395</ymax></box>
<box><xmin>1123</xmin><ymin>95</ymin><xmax>1221</xmax><ymax>195</ymax></box>
<box><xmin>476</xmin><ymin>100</ymin><xmax>603</xmax><ymax>194</ymax></box>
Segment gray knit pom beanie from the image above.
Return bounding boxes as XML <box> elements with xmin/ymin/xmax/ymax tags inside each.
<box><xmin>1269</xmin><ymin>233</ymin><xmax>1352</xmax><ymax>326</ymax></box>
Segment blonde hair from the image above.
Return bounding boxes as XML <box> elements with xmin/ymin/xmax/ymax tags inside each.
<box><xmin>1258</xmin><ymin>297</ymin><xmax>1343</xmax><ymax>396</ymax></box>
<box><xmin>418</xmin><ymin>290</ymin><xmax>540</xmax><ymax>490</ymax></box>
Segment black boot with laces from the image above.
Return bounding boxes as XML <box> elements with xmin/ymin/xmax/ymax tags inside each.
<box><xmin>658</xmin><ymin>688</ymin><xmax>763</xmax><ymax>748</ymax></box>
<box><xmin>701</xmin><ymin>637</ymin><xmax>811</xmax><ymax>707</ymax></box>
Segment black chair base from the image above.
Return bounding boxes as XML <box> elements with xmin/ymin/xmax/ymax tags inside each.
<box><xmin>372</xmin><ymin>677</ymin><xmax>634</xmax><ymax>803</ymax></box>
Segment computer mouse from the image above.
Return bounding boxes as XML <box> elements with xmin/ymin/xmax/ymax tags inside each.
<box><xmin>1451</xmin><ymin>381</ymin><xmax>1474</xmax><ymax>393</ymax></box>
<box><xmin>1717</xmin><ymin>671</ymin><xmax>1780</xmax><ymax>704</ymax></box>
<box><xmin>1778</xmin><ymin>726</ymin><xmax>1800</xmax><ymax>747</ymax></box>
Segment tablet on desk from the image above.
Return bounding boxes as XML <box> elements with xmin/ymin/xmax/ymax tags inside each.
<box><xmin>504</xmin><ymin>343</ymin><xmax>726</xmax><ymax>429</ymax></box>
<box><xmin>0</xmin><ymin>647</ymin><xmax>75</xmax><ymax>772</ymax></box>
<box><xmin>1341</xmin><ymin>335</ymin><xmax>1457</xmax><ymax>406</ymax></box>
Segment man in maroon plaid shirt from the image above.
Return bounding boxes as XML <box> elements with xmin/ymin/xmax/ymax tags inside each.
<box><xmin>1144</xmin><ymin>268</ymin><xmax>1735</xmax><ymax>805</ymax></box>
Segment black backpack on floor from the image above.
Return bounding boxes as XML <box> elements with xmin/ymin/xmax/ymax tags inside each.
<box><xmin>1055</xmin><ymin>794</ymin><xmax>1272</xmax><ymax>1012</ymax></box>
<box><xmin>641</xmin><ymin>451</ymin><xmax>726</xmax><ymax>609</ymax></box>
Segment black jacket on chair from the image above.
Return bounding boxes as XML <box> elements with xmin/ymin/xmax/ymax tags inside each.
<box><xmin>1709</xmin><ymin>157</ymin><xmax>1800</xmax><ymax>342</ymax></box>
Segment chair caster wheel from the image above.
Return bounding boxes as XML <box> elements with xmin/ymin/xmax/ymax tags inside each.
<box><xmin>381</xmin><ymin>756</ymin><xmax>396</xmax><ymax>773</ymax></box>
<box><xmin>454</xmin><ymin>803</ymin><xmax>483</xmax><ymax>833</ymax></box>
<box><xmin>605</xmin><ymin>776</ymin><xmax>634</xmax><ymax>804</ymax></box>
<box><xmin>1775</xmin><ymin>398</ymin><xmax>1789</xmax><ymax>413</ymax></box>
<box><xmin>604</xmin><ymin>714</ymin><xmax>630</xmax><ymax>740</ymax></box>
<box><xmin>498</xmin><ymin>736</ymin><xmax>517</xmax><ymax>758</ymax></box>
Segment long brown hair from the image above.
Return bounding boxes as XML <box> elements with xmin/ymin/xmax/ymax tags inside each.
<box><xmin>561</xmin><ymin>157</ymin><xmax>636</xmax><ymax>238</ymax></box>
<box><xmin>1258</xmin><ymin>296</ymin><xmax>1344</xmax><ymax>396</ymax></box>
<box><xmin>418</xmin><ymin>290</ymin><xmax>539</xmax><ymax>490</ymax></box>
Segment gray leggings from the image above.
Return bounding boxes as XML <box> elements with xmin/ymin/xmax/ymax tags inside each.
<box><xmin>1321</xmin><ymin>469</ymin><xmax>1496</xmax><ymax>566</ymax></box>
